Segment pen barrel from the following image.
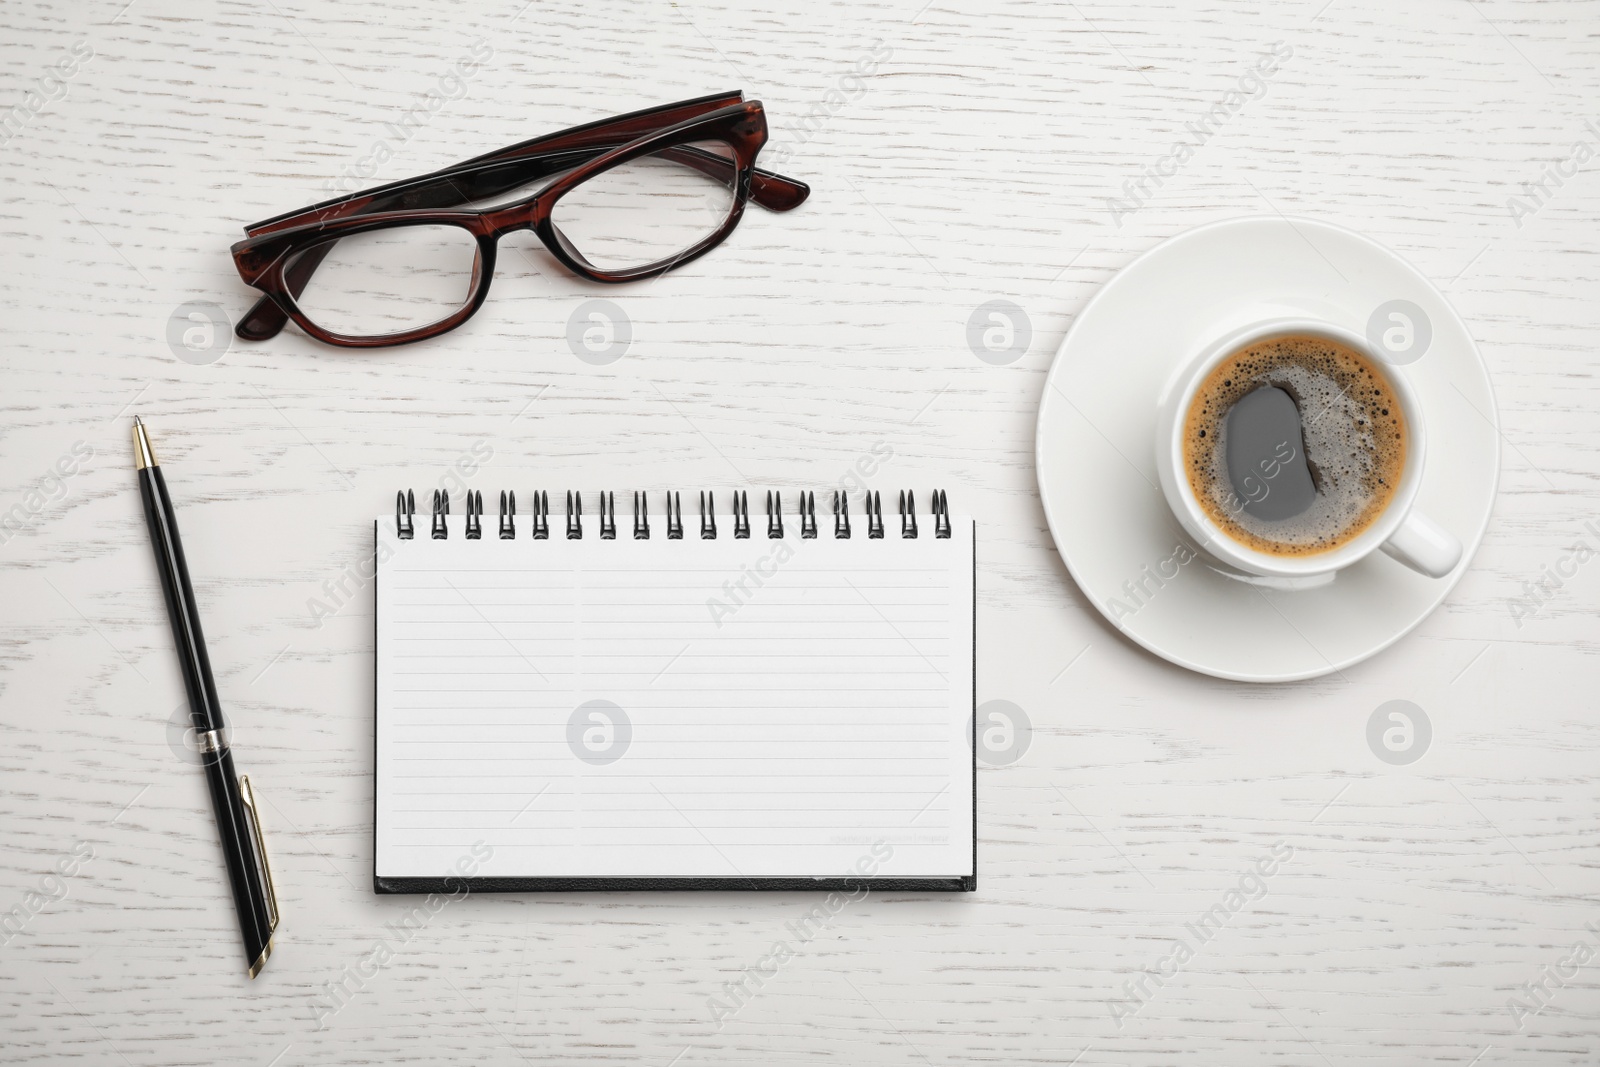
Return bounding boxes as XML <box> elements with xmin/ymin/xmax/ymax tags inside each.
<box><xmin>137</xmin><ymin>458</ymin><xmax>273</xmax><ymax>974</ymax></box>
<box><xmin>138</xmin><ymin>466</ymin><xmax>226</xmax><ymax>734</ymax></box>
<box><xmin>203</xmin><ymin>746</ymin><xmax>274</xmax><ymax>971</ymax></box>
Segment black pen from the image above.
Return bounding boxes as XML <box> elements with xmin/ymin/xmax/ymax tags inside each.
<box><xmin>133</xmin><ymin>416</ymin><xmax>278</xmax><ymax>977</ymax></box>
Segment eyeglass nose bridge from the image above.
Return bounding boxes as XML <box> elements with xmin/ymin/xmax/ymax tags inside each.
<box><xmin>482</xmin><ymin>198</ymin><xmax>545</xmax><ymax>240</ymax></box>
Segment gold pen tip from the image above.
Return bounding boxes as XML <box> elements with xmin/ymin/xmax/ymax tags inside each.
<box><xmin>132</xmin><ymin>416</ymin><xmax>157</xmax><ymax>470</ymax></box>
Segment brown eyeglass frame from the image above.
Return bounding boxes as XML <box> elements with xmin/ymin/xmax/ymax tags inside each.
<box><xmin>229</xmin><ymin>92</ymin><xmax>810</xmax><ymax>348</ymax></box>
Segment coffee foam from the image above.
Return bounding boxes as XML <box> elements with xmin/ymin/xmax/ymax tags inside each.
<box><xmin>1182</xmin><ymin>334</ymin><xmax>1406</xmax><ymax>556</ymax></box>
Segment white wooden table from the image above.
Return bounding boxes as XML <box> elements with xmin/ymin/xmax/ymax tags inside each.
<box><xmin>3</xmin><ymin>1</ymin><xmax>1597</xmax><ymax>1063</ymax></box>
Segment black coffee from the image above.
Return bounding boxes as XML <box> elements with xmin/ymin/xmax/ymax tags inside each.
<box><xmin>1183</xmin><ymin>334</ymin><xmax>1406</xmax><ymax>556</ymax></box>
<box><xmin>1224</xmin><ymin>385</ymin><xmax>1318</xmax><ymax>521</ymax></box>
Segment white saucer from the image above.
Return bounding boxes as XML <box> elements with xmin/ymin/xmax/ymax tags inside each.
<box><xmin>1035</xmin><ymin>216</ymin><xmax>1499</xmax><ymax>682</ymax></box>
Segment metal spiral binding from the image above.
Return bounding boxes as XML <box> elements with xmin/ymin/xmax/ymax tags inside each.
<box><xmin>396</xmin><ymin>490</ymin><xmax>415</xmax><ymax>539</ymax></box>
<box><xmin>565</xmin><ymin>490</ymin><xmax>582</xmax><ymax>539</ymax></box>
<box><xmin>499</xmin><ymin>491</ymin><xmax>515</xmax><ymax>539</ymax></box>
<box><xmin>899</xmin><ymin>490</ymin><xmax>917</xmax><ymax>539</ymax></box>
<box><xmin>766</xmin><ymin>490</ymin><xmax>783</xmax><ymax>539</ymax></box>
<box><xmin>432</xmin><ymin>490</ymin><xmax>449</xmax><ymax>539</ymax></box>
<box><xmin>699</xmin><ymin>491</ymin><xmax>717</xmax><ymax>538</ymax></box>
<box><xmin>390</xmin><ymin>488</ymin><xmax>949</xmax><ymax>541</ymax></box>
<box><xmin>633</xmin><ymin>491</ymin><xmax>649</xmax><ymax>539</ymax></box>
<box><xmin>666</xmin><ymin>492</ymin><xmax>683</xmax><ymax>539</ymax></box>
<box><xmin>532</xmin><ymin>490</ymin><xmax>549</xmax><ymax>539</ymax></box>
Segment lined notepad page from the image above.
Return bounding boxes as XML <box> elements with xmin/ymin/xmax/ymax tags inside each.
<box><xmin>374</xmin><ymin>515</ymin><xmax>974</xmax><ymax>880</ymax></box>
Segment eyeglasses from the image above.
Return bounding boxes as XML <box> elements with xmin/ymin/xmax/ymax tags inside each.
<box><xmin>230</xmin><ymin>92</ymin><xmax>809</xmax><ymax>348</ymax></box>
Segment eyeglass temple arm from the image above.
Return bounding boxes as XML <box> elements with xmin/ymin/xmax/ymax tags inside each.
<box><xmin>249</xmin><ymin>140</ymin><xmax>806</xmax><ymax>240</ymax></box>
<box><xmin>242</xmin><ymin>90</ymin><xmax>766</xmax><ymax>238</ymax></box>
<box><xmin>237</xmin><ymin>247</ymin><xmax>331</xmax><ymax>340</ymax></box>
<box><xmin>657</xmin><ymin>146</ymin><xmax>810</xmax><ymax>211</ymax></box>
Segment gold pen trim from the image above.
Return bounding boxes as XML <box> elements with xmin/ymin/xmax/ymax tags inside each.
<box><xmin>238</xmin><ymin>774</ymin><xmax>281</xmax><ymax>932</ymax></box>
<box><xmin>248</xmin><ymin>938</ymin><xmax>274</xmax><ymax>979</ymax></box>
<box><xmin>239</xmin><ymin>775</ymin><xmax>279</xmax><ymax>980</ymax></box>
<box><xmin>132</xmin><ymin>416</ymin><xmax>157</xmax><ymax>470</ymax></box>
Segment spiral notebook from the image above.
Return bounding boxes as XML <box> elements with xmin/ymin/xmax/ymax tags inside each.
<box><xmin>373</xmin><ymin>489</ymin><xmax>975</xmax><ymax>893</ymax></box>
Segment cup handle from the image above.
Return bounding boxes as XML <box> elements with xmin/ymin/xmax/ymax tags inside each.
<box><xmin>1379</xmin><ymin>510</ymin><xmax>1462</xmax><ymax>578</ymax></box>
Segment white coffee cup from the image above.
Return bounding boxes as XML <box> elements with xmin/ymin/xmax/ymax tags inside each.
<box><xmin>1153</xmin><ymin>318</ymin><xmax>1462</xmax><ymax>580</ymax></box>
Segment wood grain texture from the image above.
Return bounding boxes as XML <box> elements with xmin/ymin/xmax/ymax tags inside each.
<box><xmin>1</xmin><ymin>0</ymin><xmax>1598</xmax><ymax>1062</ymax></box>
